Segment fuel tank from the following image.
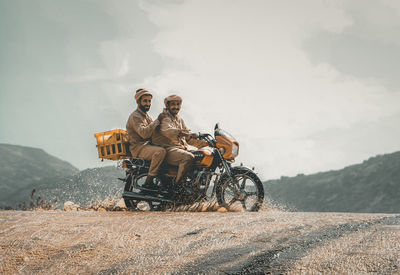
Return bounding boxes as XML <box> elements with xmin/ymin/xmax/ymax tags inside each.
<box><xmin>193</xmin><ymin>147</ymin><xmax>214</xmax><ymax>167</ymax></box>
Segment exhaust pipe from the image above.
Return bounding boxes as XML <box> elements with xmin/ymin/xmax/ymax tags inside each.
<box><xmin>122</xmin><ymin>191</ymin><xmax>174</xmax><ymax>203</ymax></box>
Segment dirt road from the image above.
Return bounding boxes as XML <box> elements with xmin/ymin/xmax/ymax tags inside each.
<box><xmin>1</xmin><ymin>210</ymin><xmax>399</xmax><ymax>274</ymax></box>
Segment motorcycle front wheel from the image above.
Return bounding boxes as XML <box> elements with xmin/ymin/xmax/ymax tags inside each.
<box><xmin>216</xmin><ymin>167</ymin><xmax>264</xmax><ymax>212</ymax></box>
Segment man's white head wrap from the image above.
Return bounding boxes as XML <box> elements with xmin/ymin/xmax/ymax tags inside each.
<box><xmin>135</xmin><ymin>88</ymin><xmax>153</xmax><ymax>103</ymax></box>
<box><xmin>164</xmin><ymin>95</ymin><xmax>183</xmax><ymax>107</ymax></box>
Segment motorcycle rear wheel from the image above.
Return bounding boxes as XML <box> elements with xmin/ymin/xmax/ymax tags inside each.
<box><xmin>216</xmin><ymin>167</ymin><xmax>264</xmax><ymax>212</ymax></box>
<box><xmin>123</xmin><ymin>173</ymin><xmax>167</xmax><ymax>211</ymax></box>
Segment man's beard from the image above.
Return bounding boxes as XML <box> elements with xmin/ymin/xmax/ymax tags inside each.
<box><xmin>139</xmin><ymin>105</ymin><xmax>150</xmax><ymax>112</ymax></box>
<box><xmin>169</xmin><ymin>108</ymin><xmax>179</xmax><ymax>114</ymax></box>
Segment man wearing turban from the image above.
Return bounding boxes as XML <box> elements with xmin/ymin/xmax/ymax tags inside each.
<box><xmin>126</xmin><ymin>88</ymin><xmax>167</xmax><ymax>187</ymax></box>
<box><xmin>152</xmin><ymin>95</ymin><xmax>207</xmax><ymax>187</ymax></box>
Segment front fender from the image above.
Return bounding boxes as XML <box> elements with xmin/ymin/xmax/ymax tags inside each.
<box><xmin>217</xmin><ymin>166</ymin><xmax>256</xmax><ymax>186</ymax></box>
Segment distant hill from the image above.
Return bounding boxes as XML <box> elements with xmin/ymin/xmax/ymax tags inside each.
<box><xmin>264</xmin><ymin>151</ymin><xmax>400</xmax><ymax>213</ymax></box>
<box><xmin>3</xmin><ymin>143</ymin><xmax>400</xmax><ymax>213</ymax></box>
<box><xmin>0</xmin><ymin>144</ymin><xmax>79</xmax><ymax>208</ymax></box>
<box><xmin>0</xmin><ymin>144</ymin><xmax>125</xmax><ymax>209</ymax></box>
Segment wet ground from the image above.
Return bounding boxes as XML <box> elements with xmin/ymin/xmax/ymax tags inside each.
<box><xmin>1</xmin><ymin>210</ymin><xmax>399</xmax><ymax>274</ymax></box>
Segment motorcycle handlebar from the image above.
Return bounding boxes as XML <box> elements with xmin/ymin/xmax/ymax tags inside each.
<box><xmin>198</xmin><ymin>132</ymin><xmax>216</xmax><ymax>147</ymax></box>
<box><xmin>198</xmin><ymin>132</ymin><xmax>212</xmax><ymax>139</ymax></box>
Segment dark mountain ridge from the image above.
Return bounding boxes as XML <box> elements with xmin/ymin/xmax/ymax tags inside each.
<box><xmin>264</xmin><ymin>151</ymin><xmax>400</xmax><ymax>213</ymax></box>
<box><xmin>0</xmin><ymin>144</ymin><xmax>79</xmax><ymax>207</ymax></box>
<box><xmin>2</xmin><ymin>143</ymin><xmax>399</xmax><ymax>212</ymax></box>
<box><xmin>0</xmin><ymin>143</ymin><xmax>124</xmax><ymax>208</ymax></box>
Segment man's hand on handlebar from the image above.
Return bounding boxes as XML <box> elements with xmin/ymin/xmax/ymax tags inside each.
<box><xmin>181</xmin><ymin>131</ymin><xmax>199</xmax><ymax>140</ymax></box>
<box><xmin>180</xmin><ymin>131</ymin><xmax>190</xmax><ymax>138</ymax></box>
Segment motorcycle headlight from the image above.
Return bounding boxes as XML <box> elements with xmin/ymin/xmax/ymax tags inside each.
<box><xmin>219</xmin><ymin>147</ymin><xmax>226</xmax><ymax>154</ymax></box>
<box><xmin>231</xmin><ymin>144</ymin><xmax>239</xmax><ymax>157</ymax></box>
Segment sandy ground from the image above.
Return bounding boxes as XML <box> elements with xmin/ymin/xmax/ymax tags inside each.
<box><xmin>0</xmin><ymin>210</ymin><xmax>399</xmax><ymax>274</ymax></box>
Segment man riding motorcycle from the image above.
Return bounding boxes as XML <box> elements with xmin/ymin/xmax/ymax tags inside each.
<box><xmin>117</xmin><ymin>93</ymin><xmax>265</xmax><ymax>211</ymax></box>
<box><xmin>152</xmin><ymin>95</ymin><xmax>207</xmax><ymax>187</ymax></box>
<box><xmin>126</xmin><ymin>88</ymin><xmax>166</xmax><ymax>187</ymax></box>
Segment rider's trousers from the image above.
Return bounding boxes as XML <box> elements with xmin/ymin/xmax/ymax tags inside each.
<box><xmin>165</xmin><ymin>147</ymin><xmax>194</xmax><ymax>184</ymax></box>
<box><xmin>134</xmin><ymin>145</ymin><xmax>167</xmax><ymax>176</ymax></box>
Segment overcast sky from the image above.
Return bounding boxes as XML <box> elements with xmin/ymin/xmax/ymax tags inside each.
<box><xmin>1</xmin><ymin>0</ymin><xmax>400</xmax><ymax>179</ymax></box>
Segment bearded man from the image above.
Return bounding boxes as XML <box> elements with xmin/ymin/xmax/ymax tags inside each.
<box><xmin>126</xmin><ymin>88</ymin><xmax>166</xmax><ymax>186</ymax></box>
<box><xmin>152</xmin><ymin>95</ymin><xmax>207</xmax><ymax>186</ymax></box>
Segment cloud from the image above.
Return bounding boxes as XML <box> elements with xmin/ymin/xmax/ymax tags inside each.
<box><xmin>304</xmin><ymin>0</ymin><xmax>400</xmax><ymax>91</ymax></box>
<box><xmin>0</xmin><ymin>0</ymin><xmax>164</xmax><ymax>170</ymax></box>
<box><xmin>139</xmin><ymin>0</ymin><xmax>400</xmax><ymax>178</ymax></box>
<box><xmin>1</xmin><ymin>0</ymin><xmax>400</xmax><ymax>178</ymax></box>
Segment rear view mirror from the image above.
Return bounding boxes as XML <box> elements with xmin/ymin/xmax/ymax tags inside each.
<box><xmin>214</xmin><ymin>123</ymin><xmax>220</xmax><ymax>130</ymax></box>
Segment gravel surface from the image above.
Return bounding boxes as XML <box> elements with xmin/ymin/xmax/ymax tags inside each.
<box><xmin>0</xmin><ymin>210</ymin><xmax>398</xmax><ymax>274</ymax></box>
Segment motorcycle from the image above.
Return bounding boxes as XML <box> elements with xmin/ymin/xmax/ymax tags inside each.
<box><xmin>120</xmin><ymin>123</ymin><xmax>264</xmax><ymax>211</ymax></box>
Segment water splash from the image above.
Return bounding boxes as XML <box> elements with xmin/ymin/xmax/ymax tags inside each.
<box><xmin>166</xmin><ymin>200</ymin><xmax>242</xmax><ymax>212</ymax></box>
<box><xmin>10</xmin><ymin>189</ymin><xmax>284</xmax><ymax>213</ymax></box>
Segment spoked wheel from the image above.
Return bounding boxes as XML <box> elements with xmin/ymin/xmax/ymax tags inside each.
<box><xmin>123</xmin><ymin>174</ymin><xmax>140</xmax><ymax>210</ymax></box>
<box><xmin>123</xmin><ymin>173</ymin><xmax>167</xmax><ymax>211</ymax></box>
<box><xmin>216</xmin><ymin>167</ymin><xmax>264</xmax><ymax>212</ymax></box>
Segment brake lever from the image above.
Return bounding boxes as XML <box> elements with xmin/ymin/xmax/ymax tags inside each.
<box><xmin>198</xmin><ymin>132</ymin><xmax>208</xmax><ymax>139</ymax></box>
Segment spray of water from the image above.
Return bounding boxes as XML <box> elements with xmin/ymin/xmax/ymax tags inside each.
<box><xmin>11</xmin><ymin>189</ymin><xmax>284</xmax><ymax>213</ymax></box>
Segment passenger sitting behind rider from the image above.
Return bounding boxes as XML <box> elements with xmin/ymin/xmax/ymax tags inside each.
<box><xmin>152</xmin><ymin>95</ymin><xmax>207</xmax><ymax>188</ymax></box>
<box><xmin>126</xmin><ymin>89</ymin><xmax>167</xmax><ymax>187</ymax></box>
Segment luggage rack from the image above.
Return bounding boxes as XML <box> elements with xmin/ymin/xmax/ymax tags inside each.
<box><xmin>94</xmin><ymin>129</ymin><xmax>130</xmax><ymax>161</ymax></box>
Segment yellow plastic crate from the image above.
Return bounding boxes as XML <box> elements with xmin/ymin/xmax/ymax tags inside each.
<box><xmin>94</xmin><ymin>129</ymin><xmax>130</xmax><ymax>160</ymax></box>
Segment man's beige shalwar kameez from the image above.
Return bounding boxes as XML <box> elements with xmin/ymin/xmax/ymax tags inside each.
<box><xmin>152</xmin><ymin>109</ymin><xmax>207</xmax><ymax>183</ymax></box>
<box><xmin>126</xmin><ymin>109</ymin><xmax>166</xmax><ymax>176</ymax></box>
